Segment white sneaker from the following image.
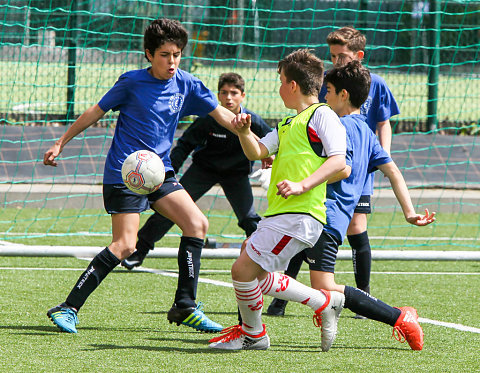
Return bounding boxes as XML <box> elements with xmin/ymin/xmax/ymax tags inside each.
<box><xmin>208</xmin><ymin>324</ymin><xmax>270</xmax><ymax>350</ymax></box>
<box><xmin>313</xmin><ymin>290</ymin><xmax>345</xmax><ymax>352</ymax></box>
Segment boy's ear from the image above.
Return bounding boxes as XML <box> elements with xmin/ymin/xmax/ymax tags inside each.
<box><xmin>341</xmin><ymin>88</ymin><xmax>350</xmax><ymax>102</ymax></box>
<box><xmin>145</xmin><ymin>49</ymin><xmax>153</xmax><ymax>62</ymax></box>
<box><xmin>357</xmin><ymin>50</ymin><xmax>365</xmax><ymax>60</ymax></box>
<box><xmin>290</xmin><ymin>79</ymin><xmax>298</xmax><ymax>92</ymax></box>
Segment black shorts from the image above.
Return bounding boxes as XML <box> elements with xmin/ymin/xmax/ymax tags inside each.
<box><xmin>354</xmin><ymin>195</ymin><xmax>371</xmax><ymax>214</ymax></box>
<box><xmin>303</xmin><ymin>231</ymin><xmax>342</xmax><ymax>273</ymax></box>
<box><xmin>103</xmin><ymin>171</ymin><xmax>183</xmax><ymax>214</ymax></box>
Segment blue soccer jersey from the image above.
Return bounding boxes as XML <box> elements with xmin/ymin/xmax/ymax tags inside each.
<box><xmin>324</xmin><ymin>114</ymin><xmax>392</xmax><ymax>241</ymax></box>
<box><xmin>320</xmin><ymin>72</ymin><xmax>399</xmax><ymax>196</ymax></box>
<box><xmin>98</xmin><ymin>68</ymin><xmax>218</xmax><ymax>184</ymax></box>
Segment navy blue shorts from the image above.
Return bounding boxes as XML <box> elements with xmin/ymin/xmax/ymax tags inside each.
<box><xmin>303</xmin><ymin>231</ymin><xmax>342</xmax><ymax>273</ymax></box>
<box><xmin>354</xmin><ymin>195</ymin><xmax>371</xmax><ymax>214</ymax></box>
<box><xmin>103</xmin><ymin>171</ymin><xmax>183</xmax><ymax>214</ymax></box>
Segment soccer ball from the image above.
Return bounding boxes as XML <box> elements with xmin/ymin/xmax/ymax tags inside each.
<box><xmin>121</xmin><ymin>150</ymin><xmax>165</xmax><ymax>195</ymax></box>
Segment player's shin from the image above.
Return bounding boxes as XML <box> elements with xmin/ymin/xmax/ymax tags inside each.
<box><xmin>174</xmin><ymin>236</ymin><xmax>203</xmax><ymax>308</ymax></box>
<box><xmin>259</xmin><ymin>272</ymin><xmax>326</xmax><ymax>310</ymax></box>
<box><xmin>232</xmin><ymin>279</ymin><xmax>264</xmax><ymax>335</ymax></box>
<box><xmin>66</xmin><ymin>247</ymin><xmax>120</xmax><ymax>310</ymax></box>
<box><xmin>344</xmin><ymin>285</ymin><xmax>401</xmax><ymax>325</ymax></box>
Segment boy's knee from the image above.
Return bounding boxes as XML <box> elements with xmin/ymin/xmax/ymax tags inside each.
<box><xmin>194</xmin><ymin>215</ymin><xmax>209</xmax><ymax>236</ymax></box>
<box><xmin>109</xmin><ymin>241</ymin><xmax>137</xmax><ymax>260</ymax></box>
<box><xmin>231</xmin><ymin>260</ymin><xmax>245</xmax><ymax>281</ymax></box>
<box><xmin>230</xmin><ymin>259</ymin><xmax>249</xmax><ymax>282</ymax></box>
<box><xmin>182</xmin><ymin>214</ymin><xmax>208</xmax><ymax>237</ymax></box>
<box><xmin>347</xmin><ymin>215</ymin><xmax>367</xmax><ymax>235</ymax></box>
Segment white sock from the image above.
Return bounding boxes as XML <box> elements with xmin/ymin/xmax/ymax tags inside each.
<box><xmin>259</xmin><ymin>272</ymin><xmax>328</xmax><ymax>311</ymax></box>
<box><xmin>232</xmin><ymin>279</ymin><xmax>264</xmax><ymax>335</ymax></box>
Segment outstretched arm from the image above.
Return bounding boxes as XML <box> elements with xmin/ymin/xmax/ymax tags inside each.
<box><xmin>378</xmin><ymin>162</ymin><xmax>435</xmax><ymax>226</ymax></box>
<box><xmin>209</xmin><ymin>105</ymin><xmax>237</xmax><ymax>133</ymax></box>
<box><xmin>233</xmin><ymin>113</ymin><xmax>269</xmax><ymax>161</ymax></box>
<box><xmin>43</xmin><ymin>104</ymin><xmax>105</xmax><ymax>166</ymax></box>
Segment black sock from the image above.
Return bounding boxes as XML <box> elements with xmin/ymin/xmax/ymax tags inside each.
<box><xmin>65</xmin><ymin>247</ymin><xmax>120</xmax><ymax>311</ymax></box>
<box><xmin>136</xmin><ymin>212</ymin><xmax>175</xmax><ymax>255</ymax></box>
<box><xmin>284</xmin><ymin>251</ymin><xmax>305</xmax><ymax>279</ymax></box>
<box><xmin>344</xmin><ymin>286</ymin><xmax>401</xmax><ymax>326</ymax></box>
<box><xmin>174</xmin><ymin>236</ymin><xmax>203</xmax><ymax>308</ymax></box>
<box><xmin>135</xmin><ymin>237</ymin><xmax>153</xmax><ymax>256</ymax></box>
<box><xmin>348</xmin><ymin>231</ymin><xmax>371</xmax><ymax>292</ymax></box>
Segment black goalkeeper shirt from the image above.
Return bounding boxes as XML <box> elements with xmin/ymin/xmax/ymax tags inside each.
<box><xmin>171</xmin><ymin>107</ymin><xmax>271</xmax><ymax>176</ymax></box>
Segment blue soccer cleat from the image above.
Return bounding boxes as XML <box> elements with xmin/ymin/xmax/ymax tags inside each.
<box><xmin>47</xmin><ymin>304</ymin><xmax>79</xmax><ymax>333</ymax></box>
<box><xmin>167</xmin><ymin>302</ymin><xmax>223</xmax><ymax>333</ymax></box>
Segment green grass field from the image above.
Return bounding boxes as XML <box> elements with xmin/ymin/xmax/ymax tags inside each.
<box><xmin>2</xmin><ymin>207</ymin><xmax>480</xmax><ymax>251</ymax></box>
<box><xmin>0</xmin><ymin>255</ymin><xmax>479</xmax><ymax>372</ymax></box>
<box><xmin>1</xmin><ymin>60</ymin><xmax>479</xmax><ymax>124</ymax></box>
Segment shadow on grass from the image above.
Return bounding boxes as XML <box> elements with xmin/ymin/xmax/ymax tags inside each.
<box><xmin>327</xmin><ymin>344</ymin><xmax>410</xmax><ymax>352</ymax></box>
<box><xmin>0</xmin><ymin>325</ymin><xmax>58</xmax><ymax>334</ymax></box>
<box><xmin>143</xmin><ymin>310</ymin><xmax>235</xmax><ymax>317</ymax></box>
<box><xmin>85</xmin><ymin>341</ymin><xmax>406</xmax><ymax>353</ymax></box>
<box><xmin>0</xmin><ymin>325</ymin><xmax>408</xmax><ymax>352</ymax></box>
<box><xmin>0</xmin><ymin>324</ymin><xmax>221</xmax><ymax>335</ymax></box>
<box><xmin>142</xmin><ymin>310</ymin><xmax>301</xmax><ymax>319</ymax></box>
<box><xmin>84</xmin><ymin>343</ymin><xmax>238</xmax><ymax>354</ymax></box>
<box><xmin>272</xmin><ymin>340</ymin><xmax>408</xmax><ymax>352</ymax></box>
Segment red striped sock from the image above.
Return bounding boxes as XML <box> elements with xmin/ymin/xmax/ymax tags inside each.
<box><xmin>233</xmin><ymin>279</ymin><xmax>264</xmax><ymax>335</ymax></box>
<box><xmin>259</xmin><ymin>272</ymin><xmax>327</xmax><ymax>311</ymax></box>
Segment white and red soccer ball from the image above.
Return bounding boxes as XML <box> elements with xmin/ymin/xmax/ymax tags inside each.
<box><xmin>121</xmin><ymin>150</ymin><xmax>165</xmax><ymax>195</ymax></box>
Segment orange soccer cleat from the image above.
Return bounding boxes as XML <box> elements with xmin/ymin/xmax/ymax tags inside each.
<box><xmin>392</xmin><ymin>306</ymin><xmax>424</xmax><ymax>350</ymax></box>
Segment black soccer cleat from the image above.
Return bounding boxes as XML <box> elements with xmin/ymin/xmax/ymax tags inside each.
<box><xmin>266</xmin><ymin>298</ymin><xmax>288</xmax><ymax>316</ymax></box>
<box><xmin>121</xmin><ymin>250</ymin><xmax>148</xmax><ymax>270</ymax></box>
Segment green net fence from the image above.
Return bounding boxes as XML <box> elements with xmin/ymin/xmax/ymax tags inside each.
<box><xmin>1</xmin><ymin>0</ymin><xmax>479</xmax><ymax>250</ymax></box>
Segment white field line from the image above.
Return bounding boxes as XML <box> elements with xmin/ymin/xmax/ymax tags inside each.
<box><xmin>1</xmin><ymin>263</ymin><xmax>479</xmax><ymax>334</ymax></box>
<box><xmin>418</xmin><ymin>318</ymin><xmax>480</xmax><ymax>334</ymax></box>
<box><xmin>1</xmin><ymin>232</ymin><xmax>479</xmax><ymax>241</ymax></box>
<box><xmin>2</xmin><ymin>266</ymin><xmax>480</xmax><ymax>277</ymax></box>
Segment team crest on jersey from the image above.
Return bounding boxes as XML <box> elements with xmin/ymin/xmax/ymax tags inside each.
<box><xmin>361</xmin><ymin>96</ymin><xmax>372</xmax><ymax>116</ymax></box>
<box><xmin>169</xmin><ymin>93</ymin><xmax>184</xmax><ymax>114</ymax></box>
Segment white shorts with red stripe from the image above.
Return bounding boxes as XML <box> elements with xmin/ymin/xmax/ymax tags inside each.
<box><xmin>246</xmin><ymin>214</ymin><xmax>323</xmax><ymax>272</ymax></box>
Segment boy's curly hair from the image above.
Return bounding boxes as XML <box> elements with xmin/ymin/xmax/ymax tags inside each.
<box><xmin>144</xmin><ymin>18</ymin><xmax>188</xmax><ymax>61</ymax></box>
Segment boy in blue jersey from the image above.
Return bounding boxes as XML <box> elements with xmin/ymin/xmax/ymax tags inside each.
<box><xmin>305</xmin><ymin>61</ymin><xmax>434</xmax><ymax>350</ymax></box>
<box><xmin>268</xmin><ymin>26</ymin><xmax>401</xmax><ymax>317</ymax></box>
<box><xmin>209</xmin><ymin>49</ymin><xmax>347</xmax><ymax>352</ymax></box>
<box><xmin>43</xmin><ymin>18</ymin><xmax>238</xmax><ymax>334</ymax></box>
<box><xmin>121</xmin><ymin>72</ymin><xmax>271</xmax><ymax>270</ymax></box>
